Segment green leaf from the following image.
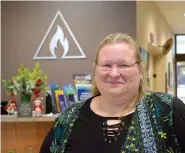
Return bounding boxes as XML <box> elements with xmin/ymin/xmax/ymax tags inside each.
<box><xmin>35</xmin><ymin>62</ymin><xmax>40</xmax><ymax>68</ymax></box>
<box><xmin>18</xmin><ymin>68</ymin><xmax>23</xmax><ymax>74</ymax></box>
<box><xmin>37</xmin><ymin>69</ymin><xmax>42</xmax><ymax>74</ymax></box>
<box><xmin>44</xmin><ymin>75</ymin><xmax>48</xmax><ymax>79</ymax></box>
<box><xmin>2</xmin><ymin>62</ymin><xmax>48</xmax><ymax>96</ymax></box>
<box><xmin>12</xmin><ymin>76</ymin><xmax>17</xmax><ymax>80</ymax></box>
<box><xmin>24</xmin><ymin>68</ymin><xmax>29</xmax><ymax>73</ymax></box>
<box><xmin>13</xmin><ymin>89</ymin><xmax>17</xmax><ymax>95</ymax></box>
<box><xmin>20</xmin><ymin>64</ymin><xmax>24</xmax><ymax>69</ymax></box>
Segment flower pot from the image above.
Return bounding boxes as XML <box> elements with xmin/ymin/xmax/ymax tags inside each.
<box><xmin>17</xmin><ymin>94</ymin><xmax>33</xmax><ymax>117</ymax></box>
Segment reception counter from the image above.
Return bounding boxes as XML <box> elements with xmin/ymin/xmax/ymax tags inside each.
<box><xmin>1</xmin><ymin>115</ymin><xmax>57</xmax><ymax>153</ymax></box>
<box><xmin>1</xmin><ymin>115</ymin><xmax>56</xmax><ymax>122</ymax></box>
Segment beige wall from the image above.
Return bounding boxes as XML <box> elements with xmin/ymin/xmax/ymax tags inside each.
<box><xmin>136</xmin><ymin>1</ymin><xmax>175</xmax><ymax>95</ymax></box>
<box><xmin>1</xmin><ymin>1</ymin><xmax>137</xmax><ymax>100</ymax></box>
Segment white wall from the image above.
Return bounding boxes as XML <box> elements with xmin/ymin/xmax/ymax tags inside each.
<box><xmin>136</xmin><ymin>1</ymin><xmax>175</xmax><ymax>95</ymax></box>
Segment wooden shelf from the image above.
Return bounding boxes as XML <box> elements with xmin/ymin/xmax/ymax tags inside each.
<box><xmin>1</xmin><ymin>115</ymin><xmax>59</xmax><ymax>152</ymax></box>
<box><xmin>147</xmin><ymin>42</ymin><xmax>163</xmax><ymax>56</ymax></box>
<box><xmin>2</xmin><ymin>121</ymin><xmax>53</xmax><ymax>153</ymax></box>
<box><xmin>1</xmin><ymin>114</ymin><xmax>58</xmax><ymax>122</ymax></box>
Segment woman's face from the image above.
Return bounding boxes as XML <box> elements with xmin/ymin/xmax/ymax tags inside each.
<box><xmin>95</xmin><ymin>42</ymin><xmax>141</xmax><ymax>97</ymax></box>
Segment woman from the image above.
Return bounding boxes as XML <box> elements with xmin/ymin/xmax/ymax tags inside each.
<box><xmin>40</xmin><ymin>33</ymin><xmax>185</xmax><ymax>153</ymax></box>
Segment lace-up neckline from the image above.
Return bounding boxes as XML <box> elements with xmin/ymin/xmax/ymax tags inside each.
<box><xmin>88</xmin><ymin>103</ymin><xmax>134</xmax><ymax>144</ymax></box>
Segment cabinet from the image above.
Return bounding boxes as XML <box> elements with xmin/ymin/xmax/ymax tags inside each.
<box><xmin>1</xmin><ymin>115</ymin><xmax>55</xmax><ymax>153</ymax></box>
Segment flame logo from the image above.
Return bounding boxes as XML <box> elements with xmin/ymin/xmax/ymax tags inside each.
<box><xmin>50</xmin><ymin>25</ymin><xmax>69</xmax><ymax>59</ymax></box>
<box><xmin>34</xmin><ymin>10</ymin><xmax>86</xmax><ymax>59</ymax></box>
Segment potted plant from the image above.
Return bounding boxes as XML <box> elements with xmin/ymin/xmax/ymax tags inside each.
<box><xmin>2</xmin><ymin>62</ymin><xmax>49</xmax><ymax>117</ymax></box>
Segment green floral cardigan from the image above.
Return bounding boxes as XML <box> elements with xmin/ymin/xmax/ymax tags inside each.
<box><xmin>50</xmin><ymin>92</ymin><xmax>181</xmax><ymax>153</ymax></box>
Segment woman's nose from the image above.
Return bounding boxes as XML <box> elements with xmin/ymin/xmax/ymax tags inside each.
<box><xmin>109</xmin><ymin>66</ymin><xmax>121</xmax><ymax>77</ymax></box>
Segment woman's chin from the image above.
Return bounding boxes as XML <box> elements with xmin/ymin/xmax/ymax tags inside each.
<box><xmin>107</xmin><ymin>89</ymin><xmax>124</xmax><ymax>96</ymax></box>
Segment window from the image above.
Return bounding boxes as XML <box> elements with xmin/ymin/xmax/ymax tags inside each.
<box><xmin>176</xmin><ymin>35</ymin><xmax>185</xmax><ymax>54</ymax></box>
<box><xmin>175</xmin><ymin>34</ymin><xmax>185</xmax><ymax>103</ymax></box>
<box><xmin>177</xmin><ymin>62</ymin><xmax>185</xmax><ymax>103</ymax></box>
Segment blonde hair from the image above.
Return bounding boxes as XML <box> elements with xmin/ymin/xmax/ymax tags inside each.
<box><xmin>92</xmin><ymin>33</ymin><xmax>146</xmax><ymax>100</ymax></box>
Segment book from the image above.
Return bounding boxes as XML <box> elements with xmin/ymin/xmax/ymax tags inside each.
<box><xmin>75</xmin><ymin>84</ymin><xmax>93</xmax><ymax>102</ymax></box>
<box><xmin>63</xmin><ymin>84</ymin><xmax>76</xmax><ymax>106</ymax></box>
<box><xmin>54</xmin><ymin>90</ymin><xmax>64</xmax><ymax>113</ymax></box>
<box><xmin>49</xmin><ymin>84</ymin><xmax>60</xmax><ymax>114</ymax></box>
<box><xmin>67</xmin><ymin>94</ymin><xmax>76</xmax><ymax>106</ymax></box>
<box><xmin>58</xmin><ymin>93</ymin><xmax>67</xmax><ymax>112</ymax></box>
<box><xmin>63</xmin><ymin>84</ymin><xmax>76</xmax><ymax>95</ymax></box>
<box><xmin>73</xmin><ymin>74</ymin><xmax>92</xmax><ymax>86</ymax></box>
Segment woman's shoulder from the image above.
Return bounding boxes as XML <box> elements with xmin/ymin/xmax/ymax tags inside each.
<box><xmin>54</xmin><ymin>102</ymin><xmax>84</xmax><ymax>124</ymax></box>
<box><xmin>54</xmin><ymin>97</ymin><xmax>93</xmax><ymax>125</ymax></box>
<box><xmin>145</xmin><ymin>91</ymin><xmax>185</xmax><ymax>110</ymax></box>
<box><xmin>146</xmin><ymin>91</ymin><xmax>174</xmax><ymax>105</ymax></box>
<box><xmin>147</xmin><ymin>91</ymin><xmax>173</xmax><ymax>98</ymax></box>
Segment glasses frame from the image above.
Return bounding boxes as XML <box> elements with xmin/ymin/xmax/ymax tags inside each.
<box><xmin>96</xmin><ymin>61</ymin><xmax>138</xmax><ymax>72</ymax></box>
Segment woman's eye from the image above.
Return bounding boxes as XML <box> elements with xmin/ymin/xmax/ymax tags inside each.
<box><xmin>119</xmin><ymin>64</ymin><xmax>127</xmax><ymax>68</ymax></box>
<box><xmin>103</xmin><ymin>64</ymin><xmax>112</xmax><ymax>68</ymax></box>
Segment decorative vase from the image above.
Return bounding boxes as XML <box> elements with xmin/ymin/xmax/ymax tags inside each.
<box><xmin>17</xmin><ymin>94</ymin><xmax>33</xmax><ymax>117</ymax></box>
<box><xmin>21</xmin><ymin>94</ymin><xmax>31</xmax><ymax>103</ymax></box>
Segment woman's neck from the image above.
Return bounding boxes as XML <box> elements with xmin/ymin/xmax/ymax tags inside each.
<box><xmin>91</xmin><ymin>92</ymin><xmax>139</xmax><ymax>117</ymax></box>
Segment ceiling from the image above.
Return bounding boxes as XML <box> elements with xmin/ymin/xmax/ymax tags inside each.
<box><xmin>155</xmin><ymin>1</ymin><xmax>185</xmax><ymax>34</ymax></box>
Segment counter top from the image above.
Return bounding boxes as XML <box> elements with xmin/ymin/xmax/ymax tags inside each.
<box><xmin>1</xmin><ymin>114</ymin><xmax>58</xmax><ymax>122</ymax></box>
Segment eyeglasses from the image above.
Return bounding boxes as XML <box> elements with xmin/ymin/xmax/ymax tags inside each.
<box><xmin>96</xmin><ymin>61</ymin><xmax>138</xmax><ymax>72</ymax></box>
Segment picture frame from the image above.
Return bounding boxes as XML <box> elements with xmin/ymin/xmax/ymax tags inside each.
<box><xmin>165</xmin><ymin>72</ymin><xmax>167</xmax><ymax>93</ymax></box>
<box><xmin>177</xmin><ymin>64</ymin><xmax>185</xmax><ymax>86</ymax></box>
<box><xmin>168</xmin><ymin>62</ymin><xmax>172</xmax><ymax>89</ymax></box>
<box><xmin>139</xmin><ymin>47</ymin><xmax>150</xmax><ymax>89</ymax></box>
<box><xmin>139</xmin><ymin>47</ymin><xmax>149</xmax><ymax>71</ymax></box>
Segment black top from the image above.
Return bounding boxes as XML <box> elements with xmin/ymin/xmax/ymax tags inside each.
<box><xmin>40</xmin><ymin>97</ymin><xmax>185</xmax><ymax>153</ymax></box>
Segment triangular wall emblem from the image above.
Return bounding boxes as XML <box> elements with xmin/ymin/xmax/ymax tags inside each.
<box><xmin>33</xmin><ymin>10</ymin><xmax>86</xmax><ymax>59</ymax></box>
